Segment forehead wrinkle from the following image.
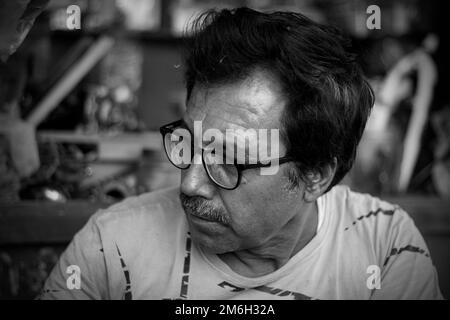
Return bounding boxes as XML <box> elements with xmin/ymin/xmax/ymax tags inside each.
<box><xmin>187</xmin><ymin>95</ymin><xmax>262</xmax><ymax>130</ymax></box>
<box><xmin>218</xmin><ymin>99</ymin><xmax>263</xmax><ymax>125</ymax></box>
<box><xmin>186</xmin><ymin>69</ymin><xmax>286</xmax><ymax>131</ymax></box>
<box><xmin>201</xmin><ymin>114</ymin><xmax>249</xmax><ymax>135</ymax></box>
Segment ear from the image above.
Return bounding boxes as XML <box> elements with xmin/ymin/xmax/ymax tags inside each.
<box><xmin>303</xmin><ymin>158</ymin><xmax>337</xmax><ymax>202</ymax></box>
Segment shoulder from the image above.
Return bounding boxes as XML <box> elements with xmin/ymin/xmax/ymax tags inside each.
<box><xmin>87</xmin><ymin>186</ymin><xmax>186</xmax><ymax>246</ymax></box>
<box><xmin>324</xmin><ymin>185</ymin><xmax>424</xmax><ymax>263</ymax></box>
<box><xmin>93</xmin><ymin>186</ymin><xmax>181</xmax><ymax>224</ymax></box>
<box><xmin>325</xmin><ymin>185</ymin><xmax>413</xmax><ymax>233</ymax></box>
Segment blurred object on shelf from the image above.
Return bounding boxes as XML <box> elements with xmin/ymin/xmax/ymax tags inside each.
<box><xmin>15</xmin><ymin>130</ymin><xmax>163</xmax><ymax>202</ymax></box>
<box><xmin>79</xmin><ymin>161</ymin><xmax>133</xmax><ymax>190</ymax></box>
<box><xmin>100</xmin><ymin>39</ymin><xmax>143</xmax><ymax>91</ymax></box>
<box><xmin>0</xmin><ymin>118</ymin><xmax>40</xmax><ymax>178</ymax></box>
<box><xmin>432</xmin><ymin>162</ymin><xmax>450</xmax><ymax>199</ymax></box>
<box><xmin>84</xmin><ymin>85</ymin><xmax>139</xmax><ymax>133</ymax></box>
<box><xmin>344</xmin><ymin>115</ymin><xmax>402</xmax><ymax>195</ymax></box>
<box><xmin>25</xmin><ymin>142</ymin><xmax>60</xmax><ymax>183</ymax></box>
<box><xmin>395</xmin><ymin>48</ymin><xmax>437</xmax><ymax>192</ymax></box>
<box><xmin>0</xmin><ymin>136</ymin><xmax>21</xmax><ymax>202</ymax></box>
<box><xmin>0</xmin><ymin>0</ymin><xmax>49</xmax><ymax>62</ymax></box>
<box><xmin>17</xmin><ymin>138</ymin><xmax>136</xmax><ymax>203</ymax></box>
<box><xmin>0</xmin><ymin>35</ymin><xmax>113</xmax><ymax>188</ymax></box>
<box><xmin>348</xmin><ymin>33</ymin><xmax>439</xmax><ymax>195</ymax></box>
<box><xmin>54</xmin><ymin>144</ymin><xmax>94</xmax><ymax>184</ymax></box>
<box><xmin>19</xmin><ymin>141</ymin><xmax>87</xmax><ymax>201</ymax></box>
<box><xmin>27</xmin><ymin>36</ymin><xmax>115</xmax><ymax>127</ymax></box>
<box><xmin>19</xmin><ymin>138</ymin><xmax>177</xmax><ymax>203</ymax></box>
<box><xmin>116</xmin><ymin>0</ymin><xmax>161</xmax><ymax>31</ymax></box>
<box><xmin>0</xmin><ymin>36</ymin><xmax>42</xmax><ymax>181</ymax></box>
<box><xmin>432</xmin><ymin>106</ymin><xmax>450</xmax><ymax>198</ymax></box>
<box><xmin>20</xmin><ymin>185</ymin><xmax>68</xmax><ymax>203</ymax></box>
<box><xmin>432</xmin><ymin>107</ymin><xmax>450</xmax><ymax>161</ymax></box>
<box><xmin>88</xmin><ymin>173</ymin><xmax>138</xmax><ymax>203</ymax></box>
<box><xmin>83</xmin><ymin>39</ymin><xmax>143</xmax><ymax>133</ymax></box>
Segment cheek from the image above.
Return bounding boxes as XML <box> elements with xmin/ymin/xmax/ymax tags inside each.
<box><xmin>221</xmin><ymin>173</ymin><xmax>299</xmax><ymax>238</ymax></box>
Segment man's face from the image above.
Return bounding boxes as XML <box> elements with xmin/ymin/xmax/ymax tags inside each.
<box><xmin>180</xmin><ymin>69</ymin><xmax>308</xmax><ymax>254</ymax></box>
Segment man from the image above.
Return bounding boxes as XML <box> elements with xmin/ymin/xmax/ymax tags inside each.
<box><xmin>39</xmin><ymin>8</ymin><xmax>442</xmax><ymax>300</ymax></box>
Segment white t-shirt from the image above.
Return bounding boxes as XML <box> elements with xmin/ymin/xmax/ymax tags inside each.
<box><xmin>38</xmin><ymin>185</ymin><xmax>443</xmax><ymax>300</ymax></box>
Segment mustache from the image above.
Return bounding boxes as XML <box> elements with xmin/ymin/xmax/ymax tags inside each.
<box><xmin>179</xmin><ymin>193</ymin><xmax>229</xmax><ymax>225</ymax></box>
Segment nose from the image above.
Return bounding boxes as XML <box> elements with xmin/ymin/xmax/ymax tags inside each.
<box><xmin>180</xmin><ymin>153</ymin><xmax>215</xmax><ymax>199</ymax></box>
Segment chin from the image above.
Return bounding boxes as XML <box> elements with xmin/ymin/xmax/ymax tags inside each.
<box><xmin>189</xmin><ymin>226</ymin><xmax>237</xmax><ymax>254</ymax></box>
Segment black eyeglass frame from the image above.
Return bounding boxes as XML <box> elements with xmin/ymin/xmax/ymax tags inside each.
<box><xmin>159</xmin><ymin>119</ymin><xmax>294</xmax><ymax>190</ymax></box>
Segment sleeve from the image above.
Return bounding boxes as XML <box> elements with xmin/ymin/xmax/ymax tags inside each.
<box><xmin>371</xmin><ymin>210</ymin><xmax>444</xmax><ymax>300</ymax></box>
<box><xmin>37</xmin><ymin>211</ymin><xmax>109</xmax><ymax>300</ymax></box>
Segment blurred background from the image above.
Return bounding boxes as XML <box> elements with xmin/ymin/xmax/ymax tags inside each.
<box><xmin>0</xmin><ymin>0</ymin><xmax>449</xmax><ymax>299</ymax></box>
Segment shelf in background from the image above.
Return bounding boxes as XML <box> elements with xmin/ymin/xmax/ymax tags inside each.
<box><xmin>37</xmin><ymin>130</ymin><xmax>162</xmax><ymax>161</ymax></box>
<box><xmin>0</xmin><ymin>201</ymin><xmax>107</xmax><ymax>245</ymax></box>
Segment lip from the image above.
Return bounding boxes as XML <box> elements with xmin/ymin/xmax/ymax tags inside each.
<box><xmin>190</xmin><ymin>213</ymin><xmax>218</xmax><ymax>223</ymax></box>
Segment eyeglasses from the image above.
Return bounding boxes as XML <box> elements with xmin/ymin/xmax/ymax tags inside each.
<box><xmin>160</xmin><ymin>120</ymin><xmax>294</xmax><ymax>190</ymax></box>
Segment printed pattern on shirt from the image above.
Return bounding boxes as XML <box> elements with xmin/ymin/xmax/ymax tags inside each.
<box><xmin>383</xmin><ymin>245</ymin><xmax>430</xmax><ymax>267</ymax></box>
<box><xmin>116</xmin><ymin>244</ymin><xmax>132</xmax><ymax>300</ymax></box>
<box><xmin>344</xmin><ymin>207</ymin><xmax>398</xmax><ymax>231</ymax></box>
<box><xmin>217</xmin><ymin>281</ymin><xmax>313</xmax><ymax>300</ymax></box>
<box><xmin>179</xmin><ymin>232</ymin><xmax>192</xmax><ymax>299</ymax></box>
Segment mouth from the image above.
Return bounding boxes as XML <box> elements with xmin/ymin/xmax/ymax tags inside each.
<box><xmin>189</xmin><ymin>212</ymin><xmax>221</xmax><ymax>223</ymax></box>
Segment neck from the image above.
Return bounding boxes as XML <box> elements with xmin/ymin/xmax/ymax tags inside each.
<box><xmin>217</xmin><ymin>200</ymin><xmax>318</xmax><ymax>278</ymax></box>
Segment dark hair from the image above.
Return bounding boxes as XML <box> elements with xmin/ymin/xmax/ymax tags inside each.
<box><xmin>183</xmin><ymin>7</ymin><xmax>374</xmax><ymax>190</ymax></box>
